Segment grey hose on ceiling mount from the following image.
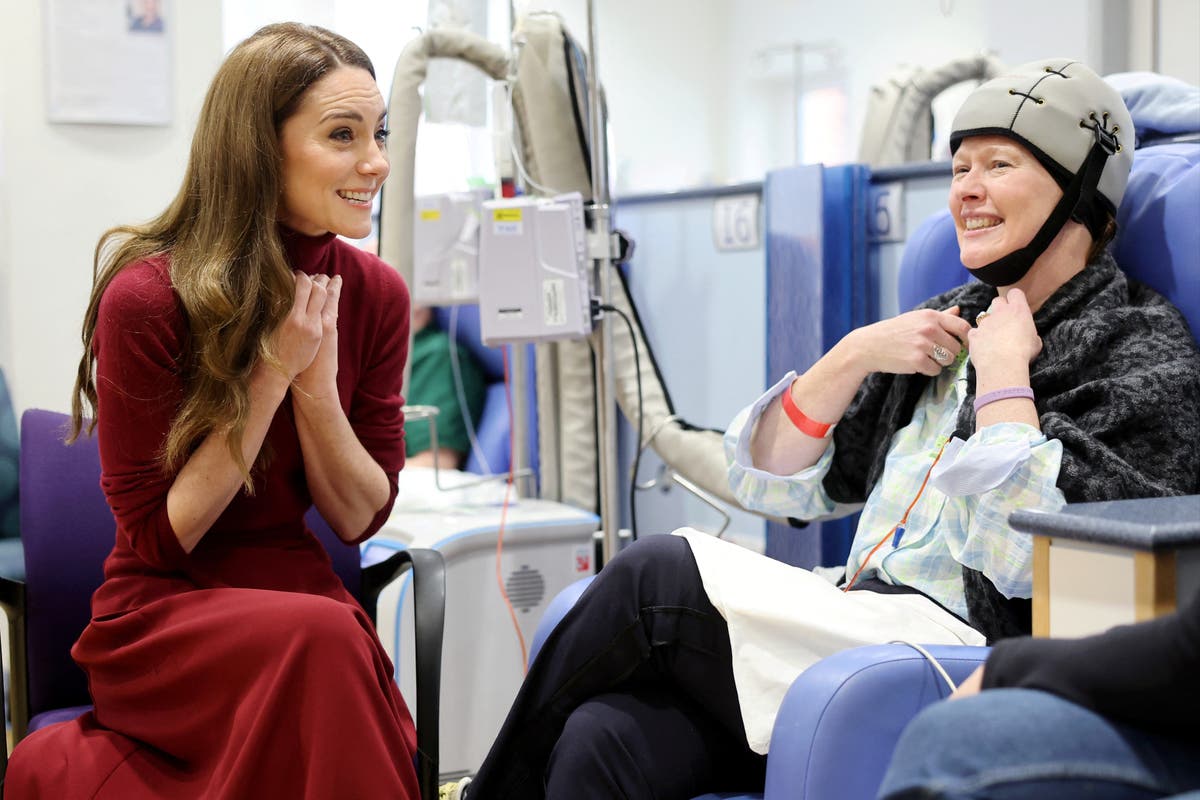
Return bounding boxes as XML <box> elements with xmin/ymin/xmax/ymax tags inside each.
<box><xmin>858</xmin><ymin>53</ymin><xmax>1007</xmax><ymax>166</ymax></box>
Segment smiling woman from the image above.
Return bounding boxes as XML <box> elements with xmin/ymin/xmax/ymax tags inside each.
<box><xmin>5</xmin><ymin>22</ymin><xmax>420</xmax><ymax>800</ymax></box>
<box><xmin>278</xmin><ymin>66</ymin><xmax>391</xmax><ymax>239</ymax></box>
<box><xmin>951</xmin><ymin>137</ymin><xmax>1070</xmax><ymax>278</ymax></box>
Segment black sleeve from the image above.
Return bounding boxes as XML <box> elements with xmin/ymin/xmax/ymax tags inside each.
<box><xmin>821</xmin><ymin>369</ymin><xmax>907</xmax><ymax>505</ymax></box>
<box><xmin>981</xmin><ymin>589</ymin><xmax>1200</xmax><ymax>735</ymax></box>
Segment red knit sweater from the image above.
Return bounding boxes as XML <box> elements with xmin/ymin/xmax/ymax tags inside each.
<box><xmin>89</xmin><ymin>228</ymin><xmax>409</xmax><ymax>619</ymax></box>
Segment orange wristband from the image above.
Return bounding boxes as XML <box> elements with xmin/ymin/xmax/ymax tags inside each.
<box><xmin>780</xmin><ymin>382</ymin><xmax>834</xmax><ymax>438</ymax></box>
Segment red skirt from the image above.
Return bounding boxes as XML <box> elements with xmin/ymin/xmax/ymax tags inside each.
<box><xmin>7</xmin><ymin>588</ymin><xmax>420</xmax><ymax>799</ymax></box>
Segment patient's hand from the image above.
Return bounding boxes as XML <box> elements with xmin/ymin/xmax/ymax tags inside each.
<box><xmin>950</xmin><ymin>665</ymin><xmax>985</xmax><ymax>699</ymax></box>
<box><xmin>969</xmin><ymin>288</ymin><xmax>1042</xmax><ymax>381</ymax></box>
<box><xmin>844</xmin><ymin>306</ymin><xmax>970</xmax><ymax>377</ymax></box>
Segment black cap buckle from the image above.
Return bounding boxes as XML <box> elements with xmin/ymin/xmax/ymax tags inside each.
<box><xmin>1082</xmin><ymin>111</ymin><xmax>1120</xmax><ymax>155</ymax></box>
<box><xmin>1093</xmin><ymin>123</ymin><xmax>1119</xmax><ymax>155</ymax></box>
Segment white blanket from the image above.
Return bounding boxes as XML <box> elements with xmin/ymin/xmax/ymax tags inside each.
<box><xmin>674</xmin><ymin>528</ymin><xmax>985</xmax><ymax>754</ymax></box>
<box><xmin>394</xmin><ymin>466</ymin><xmax>516</xmax><ymax>512</ymax></box>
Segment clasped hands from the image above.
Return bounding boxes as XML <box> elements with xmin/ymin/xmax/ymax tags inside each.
<box><xmin>846</xmin><ymin>288</ymin><xmax>1042</xmax><ymax>377</ymax></box>
<box><xmin>273</xmin><ymin>271</ymin><xmax>342</xmax><ymax>399</ymax></box>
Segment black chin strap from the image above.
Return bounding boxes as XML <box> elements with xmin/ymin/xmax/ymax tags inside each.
<box><xmin>967</xmin><ymin>131</ymin><xmax>1115</xmax><ymax>287</ymax></box>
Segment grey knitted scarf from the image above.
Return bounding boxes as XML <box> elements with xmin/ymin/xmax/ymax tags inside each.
<box><xmin>823</xmin><ymin>253</ymin><xmax>1200</xmax><ymax>641</ymax></box>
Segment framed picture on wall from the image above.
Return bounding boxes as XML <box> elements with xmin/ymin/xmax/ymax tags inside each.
<box><xmin>43</xmin><ymin>0</ymin><xmax>171</xmax><ymax>125</ymax></box>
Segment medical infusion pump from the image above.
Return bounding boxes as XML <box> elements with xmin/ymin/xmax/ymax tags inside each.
<box><xmin>412</xmin><ymin>188</ymin><xmax>492</xmax><ymax>305</ymax></box>
<box><xmin>478</xmin><ymin>192</ymin><xmax>593</xmax><ymax>345</ymax></box>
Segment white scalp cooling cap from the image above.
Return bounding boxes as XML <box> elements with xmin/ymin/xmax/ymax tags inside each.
<box><xmin>950</xmin><ymin>58</ymin><xmax>1134</xmax><ymax>213</ymax></box>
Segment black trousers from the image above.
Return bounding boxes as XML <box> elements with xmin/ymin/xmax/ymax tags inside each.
<box><xmin>470</xmin><ymin>535</ymin><xmax>767</xmax><ymax>800</ymax></box>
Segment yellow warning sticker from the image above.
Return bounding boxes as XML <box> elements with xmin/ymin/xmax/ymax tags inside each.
<box><xmin>419</xmin><ymin>210</ymin><xmax>441</xmax><ymax>221</ymax></box>
<box><xmin>493</xmin><ymin>208</ymin><xmax>523</xmax><ymax>223</ymax></box>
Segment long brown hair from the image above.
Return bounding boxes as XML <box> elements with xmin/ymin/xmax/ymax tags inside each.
<box><xmin>71</xmin><ymin>23</ymin><xmax>375</xmax><ymax>487</ymax></box>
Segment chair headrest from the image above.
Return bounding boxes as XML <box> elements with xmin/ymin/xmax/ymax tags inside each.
<box><xmin>1113</xmin><ymin>142</ymin><xmax>1200</xmax><ymax>339</ymax></box>
<box><xmin>897</xmin><ymin>140</ymin><xmax>1200</xmax><ymax>343</ymax></box>
<box><xmin>897</xmin><ymin>208</ymin><xmax>971</xmax><ymax>312</ymax></box>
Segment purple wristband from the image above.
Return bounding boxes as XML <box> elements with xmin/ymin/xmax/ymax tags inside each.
<box><xmin>974</xmin><ymin>386</ymin><xmax>1035</xmax><ymax>414</ymax></box>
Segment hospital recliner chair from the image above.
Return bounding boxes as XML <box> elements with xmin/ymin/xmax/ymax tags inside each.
<box><xmin>0</xmin><ymin>409</ymin><xmax>448</xmax><ymax>800</ymax></box>
<box><xmin>529</xmin><ymin>136</ymin><xmax>1200</xmax><ymax>800</ymax></box>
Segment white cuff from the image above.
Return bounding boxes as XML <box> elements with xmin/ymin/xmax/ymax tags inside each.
<box><xmin>930</xmin><ymin>428</ymin><xmax>1039</xmax><ymax>497</ymax></box>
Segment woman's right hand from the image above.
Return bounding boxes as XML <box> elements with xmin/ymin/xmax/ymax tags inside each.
<box><xmin>271</xmin><ymin>272</ymin><xmax>329</xmax><ymax>380</ymax></box>
<box><xmin>841</xmin><ymin>306</ymin><xmax>972</xmax><ymax>377</ymax></box>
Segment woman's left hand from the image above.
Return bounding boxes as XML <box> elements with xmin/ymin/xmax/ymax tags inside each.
<box><xmin>293</xmin><ymin>274</ymin><xmax>342</xmax><ymax>400</ymax></box>
<box><xmin>968</xmin><ymin>288</ymin><xmax>1042</xmax><ymax>383</ymax></box>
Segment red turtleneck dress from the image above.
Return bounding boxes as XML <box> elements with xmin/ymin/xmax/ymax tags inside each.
<box><xmin>7</xmin><ymin>229</ymin><xmax>419</xmax><ymax>799</ymax></box>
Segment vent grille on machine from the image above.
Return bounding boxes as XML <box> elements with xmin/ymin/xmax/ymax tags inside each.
<box><xmin>505</xmin><ymin>565</ymin><xmax>546</xmax><ymax>612</ymax></box>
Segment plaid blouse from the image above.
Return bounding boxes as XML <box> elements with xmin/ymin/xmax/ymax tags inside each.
<box><xmin>725</xmin><ymin>355</ymin><xmax>1065</xmax><ymax>620</ymax></box>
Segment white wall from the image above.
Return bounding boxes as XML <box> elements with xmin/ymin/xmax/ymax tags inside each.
<box><xmin>0</xmin><ymin>64</ymin><xmax>11</xmax><ymax>391</ymax></box>
<box><xmin>511</xmin><ymin>0</ymin><xmax>1132</xmax><ymax>192</ymax></box>
<box><xmin>0</xmin><ymin>0</ymin><xmax>224</xmax><ymax>416</ymax></box>
<box><xmin>512</xmin><ymin>0</ymin><xmax>734</xmax><ymax>193</ymax></box>
<box><xmin>222</xmin><ymin>0</ymin><xmax>425</xmax><ymax>97</ymax></box>
<box><xmin>1125</xmin><ymin>0</ymin><xmax>1200</xmax><ymax>84</ymax></box>
<box><xmin>691</xmin><ymin>0</ymin><xmax>1117</xmax><ymax>186</ymax></box>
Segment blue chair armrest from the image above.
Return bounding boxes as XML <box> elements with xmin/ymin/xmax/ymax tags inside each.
<box><xmin>764</xmin><ymin>643</ymin><xmax>989</xmax><ymax>800</ymax></box>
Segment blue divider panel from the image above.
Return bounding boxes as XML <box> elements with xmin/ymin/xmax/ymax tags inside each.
<box><xmin>763</xmin><ymin>163</ymin><xmax>871</xmax><ymax>569</ymax></box>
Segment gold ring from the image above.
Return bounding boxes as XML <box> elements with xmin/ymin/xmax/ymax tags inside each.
<box><xmin>976</xmin><ymin>311</ymin><xmax>990</xmax><ymax>323</ymax></box>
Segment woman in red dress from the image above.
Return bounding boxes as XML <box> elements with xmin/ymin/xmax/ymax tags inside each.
<box><xmin>7</xmin><ymin>22</ymin><xmax>419</xmax><ymax>799</ymax></box>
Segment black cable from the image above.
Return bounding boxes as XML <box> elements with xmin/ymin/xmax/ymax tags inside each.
<box><xmin>594</xmin><ymin>302</ymin><xmax>643</xmax><ymax>541</ymax></box>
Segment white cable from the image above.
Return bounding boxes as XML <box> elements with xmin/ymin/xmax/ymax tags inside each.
<box><xmin>503</xmin><ymin>81</ymin><xmax>564</xmax><ymax>196</ymax></box>
<box><xmin>447</xmin><ymin>304</ymin><xmax>494</xmax><ymax>475</ymax></box>
<box><xmin>888</xmin><ymin>640</ymin><xmax>959</xmax><ymax>694</ymax></box>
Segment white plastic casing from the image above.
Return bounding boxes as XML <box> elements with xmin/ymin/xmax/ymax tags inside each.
<box><xmin>411</xmin><ymin>188</ymin><xmax>492</xmax><ymax>305</ymax></box>
<box><xmin>478</xmin><ymin>192</ymin><xmax>592</xmax><ymax>345</ymax></box>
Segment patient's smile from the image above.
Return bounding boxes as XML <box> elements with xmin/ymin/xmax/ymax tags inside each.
<box><xmin>964</xmin><ymin>217</ymin><xmax>1001</xmax><ymax>231</ymax></box>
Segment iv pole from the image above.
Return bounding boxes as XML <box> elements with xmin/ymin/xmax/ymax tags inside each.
<box><xmin>584</xmin><ymin>0</ymin><xmax>621</xmax><ymax>565</ymax></box>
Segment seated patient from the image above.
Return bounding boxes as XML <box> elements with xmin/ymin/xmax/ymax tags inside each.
<box><xmin>878</xmin><ymin>587</ymin><xmax>1200</xmax><ymax>799</ymax></box>
<box><xmin>8</xmin><ymin>23</ymin><xmax>421</xmax><ymax>800</ymax></box>
<box><xmin>405</xmin><ymin>304</ymin><xmax>488</xmax><ymax>470</ymax></box>
<box><xmin>440</xmin><ymin>58</ymin><xmax>1200</xmax><ymax>800</ymax></box>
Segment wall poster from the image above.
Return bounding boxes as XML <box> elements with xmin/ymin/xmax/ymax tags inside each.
<box><xmin>43</xmin><ymin>0</ymin><xmax>171</xmax><ymax>125</ymax></box>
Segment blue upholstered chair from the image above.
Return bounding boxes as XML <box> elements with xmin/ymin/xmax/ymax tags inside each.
<box><xmin>528</xmin><ymin>137</ymin><xmax>1200</xmax><ymax>800</ymax></box>
<box><xmin>0</xmin><ymin>409</ymin><xmax>447</xmax><ymax>799</ymax></box>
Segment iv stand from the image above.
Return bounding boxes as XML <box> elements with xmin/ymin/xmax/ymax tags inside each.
<box><xmin>585</xmin><ymin>0</ymin><xmax>621</xmax><ymax>565</ymax></box>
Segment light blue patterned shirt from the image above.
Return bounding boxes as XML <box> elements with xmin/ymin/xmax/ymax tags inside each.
<box><xmin>725</xmin><ymin>356</ymin><xmax>1066</xmax><ymax>620</ymax></box>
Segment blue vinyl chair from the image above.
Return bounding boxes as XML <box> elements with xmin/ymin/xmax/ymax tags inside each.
<box><xmin>529</xmin><ymin>137</ymin><xmax>1200</xmax><ymax>800</ymax></box>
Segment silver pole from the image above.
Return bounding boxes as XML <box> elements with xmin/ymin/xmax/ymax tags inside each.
<box><xmin>509</xmin><ymin>343</ymin><xmax>532</xmax><ymax>497</ymax></box>
<box><xmin>586</xmin><ymin>0</ymin><xmax>620</xmax><ymax>564</ymax></box>
<box><xmin>507</xmin><ymin>5</ymin><xmax>532</xmax><ymax>498</ymax></box>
